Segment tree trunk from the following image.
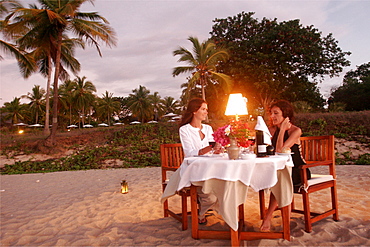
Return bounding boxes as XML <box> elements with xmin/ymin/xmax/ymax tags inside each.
<box><xmin>43</xmin><ymin>55</ymin><xmax>52</xmax><ymax>135</ymax></box>
<box><xmin>45</xmin><ymin>32</ymin><xmax>62</xmax><ymax>147</ymax></box>
<box><xmin>201</xmin><ymin>76</ymin><xmax>206</xmax><ymax>100</ymax></box>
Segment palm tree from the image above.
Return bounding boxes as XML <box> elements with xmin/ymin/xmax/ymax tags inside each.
<box><xmin>4</xmin><ymin>0</ymin><xmax>116</xmax><ymax>146</ymax></box>
<box><xmin>72</xmin><ymin>76</ymin><xmax>96</xmax><ymax>127</ymax></box>
<box><xmin>172</xmin><ymin>36</ymin><xmax>232</xmax><ymax>101</ymax></box>
<box><xmin>149</xmin><ymin>92</ymin><xmax>164</xmax><ymax>121</ymax></box>
<box><xmin>162</xmin><ymin>96</ymin><xmax>180</xmax><ymax>115</ymax></box>
<box><xmin>126</xmin><ymin>85</ymin><xmax>153</xmax><ymax>123</ymax></box>
<box><xmin>96</xmin><ymin>91</ymin><xmax>121</xmax><ymax>125</ymax></box>
<box><xmin>1</xmin><ymin>1</ymin><xmax>36</xmax><ymax>71</ymax></box>
<box><xmin>2</xmin><ymin>1</ymin><xmax>84</xmax><ymax>135</ymax></box>
<box><xmin>59</xmin><ymin>79</ymin><xmax>77</xmax><ymax>125</ymax></box>
<box><xmin>2</xmin><ymin>97</ymin><xmax>26</xmax><ymax>124</ymax></box>
<box><xmin>22</xmin><ymin>85</ymin><xmax>45</xmax><ymax>124</ymax></box>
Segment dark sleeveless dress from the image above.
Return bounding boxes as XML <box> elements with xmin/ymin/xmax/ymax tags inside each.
<box><xmin>271</xmin><ymin>128</ymin><xmax>311</xmax><ymax>186</ymax></box>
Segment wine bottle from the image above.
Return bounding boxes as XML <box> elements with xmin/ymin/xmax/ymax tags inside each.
<box><xmin>256</xmin><ymin>130</ymin><xmax>267</xmax><ymax>157</ymax></box>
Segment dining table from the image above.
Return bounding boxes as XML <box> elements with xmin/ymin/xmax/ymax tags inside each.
<box><xmin>161</xmin><ymin>153</ymin><xmax>294</xmax><ymax>246</ymax></box>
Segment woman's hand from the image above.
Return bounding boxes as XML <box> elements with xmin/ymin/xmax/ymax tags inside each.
<box><xmin>212</xmin><ymin>143</ymin><xmax>223</xmax><ymax>154</ymax></box>
<box><xmin>280</xmin><ymin>117</ymin><xmax>292</xmax><ymax>131</ymax></box>
<box><xmin>199</xmin><ymin>146</ymin><xmax>212</xmax><ymax>155</ymax></box>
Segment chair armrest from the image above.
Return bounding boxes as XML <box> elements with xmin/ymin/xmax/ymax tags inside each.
<box><xmin>299</xmin><ymin>160</ymin><xmax>336</xmax><ymax>186</ymax></box>
<box><xmin>300</xmin><ymin>160</ymin><xmax>333</xmax><ymax>169</ymax></box>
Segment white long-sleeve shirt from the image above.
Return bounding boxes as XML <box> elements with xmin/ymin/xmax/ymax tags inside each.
<box><xmin>179</xmin><ymin>123</ymin><xmax>215</xmax><ymax>158</ymax></box>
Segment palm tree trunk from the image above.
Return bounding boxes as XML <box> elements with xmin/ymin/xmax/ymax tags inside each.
<box><xmin>43</xmin><ymin>55</ymin><xmax>52</xmax><ymax>135</ymax></box>
<box><xmin>82</xmin><ymin>106</ymin><xmax>85</xmax><ymax>126</ymax></box>
<box><xmin>201</xmin><ymin>76</ymin><xmax>206</xmax><ymax>100</ymax></box>
<box><xmin>69</xmin><ymin>104</ymin><xmax>72</xmax><ymax>125</ymax></box>
<box><xmin>45</xmin><ymin>31</ymin><xmax>62</xmax><ymax>146</ymax></box>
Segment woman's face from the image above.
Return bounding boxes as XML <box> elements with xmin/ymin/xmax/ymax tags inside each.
<box><xmin>193</xmin><ymin>103</ymin><xmax>208</xmax><ymax>121</ymax></box>
<box><xmin>270</xmin><ymin>106</ymin><xmax>285</xmax><ymax>126</ymax></box>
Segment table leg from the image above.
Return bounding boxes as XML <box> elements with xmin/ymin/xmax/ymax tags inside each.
<box><xmin>281</xmin><ymin>205</ymin><xmax>291</xmax><ymax>241</ymax></box>
<box><xmin>190</xmin><ymin>185</ymin><xmax>199</xmax><ymax>239</ymax></box>
<box><xmin>230</xmin><ymin>228</ymin><xmax>240</xmax><ymax>247</ymax></box>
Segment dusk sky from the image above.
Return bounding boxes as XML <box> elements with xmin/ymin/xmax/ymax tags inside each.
<box><xmin>1</xmin><ymin>0</ymin><xmax>369</xmax><ymax>107</ymax></box>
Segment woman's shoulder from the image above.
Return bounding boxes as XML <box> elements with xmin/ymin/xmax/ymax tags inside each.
<box><xmin>201</xmin><ymin>124</ymin><xmax>213</xmax><ymax>130</ymax></box>
<box><xmin>179</xmin><ymin>123</ymin><xmax>191</xmax><ymax>131</ymax></box>
<box><xmin>289</xmin><ymin>124</ymin><xmax>302</xmax><ymax>135</ymax></box>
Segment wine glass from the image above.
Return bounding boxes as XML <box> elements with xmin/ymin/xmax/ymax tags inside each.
<box><xmin>209</xmin><ymin>141</ymin><xmax>216</xmax><ymax>155</ymax></box>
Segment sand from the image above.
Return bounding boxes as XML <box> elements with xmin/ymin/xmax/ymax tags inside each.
<box><xmin>1</xmin><ymin>165</ymin><xmax>369</xmax><ymax>246</ymax></box>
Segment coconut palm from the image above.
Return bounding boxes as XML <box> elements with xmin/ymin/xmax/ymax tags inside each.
<box><xmin>2</xmin><ymin>1</ymin><xmax>84</xmax><ymax>135</ymax></box>
<box><xmin>2</xmin><ymin>97</ymin><xmax>26</xmax><ymax>124</ymax></box>
<box><xmin>22</xmin><ymin>85</ymin><xmax>45</xmax><ymax>124</ymax></box>
<box><xmin>96</xmin><ymin>91</ymin><xmax>121</xmax><ymax>125</ymax></box>
<box><xmin>4</xmin><ymin>0</ymin><xmax>116</xmax><ymax>146</ymax></box>
<box><xmin>59</xmin><ymin>79</ymin><xmax>77</xmax><ymax>125</ymax></box>
<box><xmin>172</xmin><ymin>36</ymin><xmax>232</xmax><ymax>101</ymax></box>
<box><xmin>0</xmin><ymin>1</ymin><xmax>36</xmax><ymax>71</ymax></box>
<box><xmin>72</xmin><ymin>76</ymin><xmax>96</xmax><ymax>127</ymax></box>
<box><xmin>162</xmin><ymin>96</ymin><xmax>181</xmax><ymax>115</ymax></box>
<box><xmin>149</xmin><ymin>92</ymin><xmax>164</xmax><ymax>121</ymax></box>
<box><xmin>126</xmin><ymin>85</ymin><xmax>153</xmax><ymax>123</ymax></box>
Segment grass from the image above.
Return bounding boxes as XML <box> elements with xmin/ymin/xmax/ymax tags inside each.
<box><xmin>1</xmin><ymin>111</ymin><xmax>369</xmax><ymax>174</ymax></box>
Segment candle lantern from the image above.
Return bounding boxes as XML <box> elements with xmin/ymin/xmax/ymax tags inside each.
<box><xmin>121</xmin><ymin>180</ymin><xmax>128</xmax><ymax>194</ymax></box>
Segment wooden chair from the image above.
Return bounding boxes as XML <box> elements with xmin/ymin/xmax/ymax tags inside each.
<box><xmin>259</xmin><ymin>135</ymin><xmax>339</xmax><ymax>233</ymax></box>
<box><xmin>161</xmin><ymin>143</ymin><xmax>190</xmax><ymax>230</ymax></box>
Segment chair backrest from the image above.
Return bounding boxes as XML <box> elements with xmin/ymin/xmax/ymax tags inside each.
<box><xmin>160</xmin><ymin>143</ymin><xmax>185</xmax><ymax>183</ymax></box>
<box><xmin>300</xmin><ymin>135</ymin><xmax>335</xmax><ymax>164</ymax></box>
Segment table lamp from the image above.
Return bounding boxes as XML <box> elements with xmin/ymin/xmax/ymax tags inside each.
<box><xmin>225</xmin><ymin>93</ymin><xmax>248</xmax><ymax>121</ymax></box>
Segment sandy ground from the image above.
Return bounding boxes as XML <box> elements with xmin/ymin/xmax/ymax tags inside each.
<box><xmin>1</xmin><ymin>165</ymin><xmax>369</xmax><ymax>246</ymax></box>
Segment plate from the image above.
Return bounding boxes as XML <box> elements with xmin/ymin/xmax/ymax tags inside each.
<box><xmin>194</xmin><ymin>154</ymin><xmax>224</xmax><ymax>158</ymax></box>
<box><xmin>277</xmin><ymin>152</ymin><xmax>294</xmax><ymax>155</ymax></box>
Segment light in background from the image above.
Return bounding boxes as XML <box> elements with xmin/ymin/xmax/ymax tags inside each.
<box><xmin>121</xmin><ymin>180</ymin><xmax>128</xmax><ymax>194</ymax></box>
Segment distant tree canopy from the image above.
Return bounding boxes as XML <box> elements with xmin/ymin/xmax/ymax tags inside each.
<box><xmin>209</xmin><ymin>12</ymin><xmax>351</xmax><ymax>113</ymax></box>
<box><xmin>331</xmin><ymin>62</ymin><xmax>370</xmax><ymax>111</ymax></box>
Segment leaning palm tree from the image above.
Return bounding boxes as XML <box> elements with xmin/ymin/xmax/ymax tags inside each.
<box><xmin>2</xmin><ymin>1</ymin><xmax>84</xmax><ymax>135</ymax></box>
<box><xmin>72</xmin><ymin>76</ymin><xmax>96</xmax><ymax>127</ymax></box>
<box><xmin>22</xmin><ymin>85</ymin><xmax>45</xmax><ymax>124</ymax></box>
<box><xmin>126</xmin><ymin>85</ymin><xmax>153</xmax><ymax>123</ymax></box>
<box><xmin>0</xmin><ymin>1</ymin><xmax>36</xmax><ymax>71</ymax></box>
<box><xmin>4</xmin><ymin>0</ymin><xmax>116</xmax><ymax>146</ymax></box>
<box><xmin>172</xmin><ymin>36</ymin><xmax>232</xmax><ymax>101</ymax></box>
<box><xmin>96</xmin><ymin>91</ymin><xmax>121</xmax><ymax>125</ymax></box>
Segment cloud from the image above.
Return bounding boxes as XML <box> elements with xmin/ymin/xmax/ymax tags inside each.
<box><xmin>1</xmin><ymin>0</ymin><xmax>369</xmax><ymax>106</ymax></box>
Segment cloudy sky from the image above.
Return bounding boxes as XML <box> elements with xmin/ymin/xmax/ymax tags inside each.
<box><xmin>1</xmin><ymin>0</ymin><xmax>369</xmax><ymax>106</ymax></box>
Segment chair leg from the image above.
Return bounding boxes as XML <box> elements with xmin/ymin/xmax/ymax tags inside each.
<box><xmin>181</xmin><ymin>194</ymin><xmax>188</xmax><ymax>230</ymax></box>
<box><xmin>302</xmin><ymin>192</ymin><xmax>312</xmax><ymax>233</ymax></box>
<box><xmin>163</xmin><ymin>199</ymin><xmax>169</xmax><ymax>217</ymax></box>
<box><xmin>331</xmin><ymin>185</ymin><xmax>339</xmax><ymax>221</ymax></box>
<box><xmin>259</xmin><ymin>190</ymin><xmax>266</xmax><ymax>220</ymax></box>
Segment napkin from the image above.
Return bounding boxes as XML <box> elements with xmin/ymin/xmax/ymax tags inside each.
<box><xmin>255</xmin><ymin>116</ymin><xmax>272</xmax><ymax>145</ymax></box>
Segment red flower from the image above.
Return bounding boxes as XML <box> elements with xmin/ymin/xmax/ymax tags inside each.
<box><xmin>213</xmin><ymin>120</ymin><xmax>253</xmax><ymax>148</ymax></box>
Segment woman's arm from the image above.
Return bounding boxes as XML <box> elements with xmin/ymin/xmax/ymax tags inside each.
<box><xmin>275</xmin><ymin>118</ymin><xmax>301</xmax><ymax>152</ymax></box>
<box><xmin>179</xmin><ymin>126</ymin><xmax>212</xmax><ymax>157</ymax></box>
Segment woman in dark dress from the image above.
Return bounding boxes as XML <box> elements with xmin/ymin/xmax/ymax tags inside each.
<box><xmin>260</xmin><ymin>100</ymin><xmax>311</xmax><ymax>231</ymax></box>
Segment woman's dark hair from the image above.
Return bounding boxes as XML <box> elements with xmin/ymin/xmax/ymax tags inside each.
<box><xmin>269</xmin><ymin>100</ymin><xmax>295</xmax><ymax>123</ymax></box>
<box><xmin>179</xmin><ymin>98</ymin><xmax>207</xmax><ymax>127</ymax></box>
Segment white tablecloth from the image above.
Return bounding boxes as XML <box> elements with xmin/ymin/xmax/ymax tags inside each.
<box><xmin>161</xmin><ymin>154</ymin><xmax>293</xmax><ymax>231</ymax></box>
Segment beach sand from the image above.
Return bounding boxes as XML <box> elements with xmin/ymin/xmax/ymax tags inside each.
<box><xmin>1</xmin><ymin>165</ymin><xmax>369</xmax><ymax>246</ymax></box>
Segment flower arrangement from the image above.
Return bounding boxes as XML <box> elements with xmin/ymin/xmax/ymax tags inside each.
<box><xmin>212</xmin><ymin>120</ymin><xmax>254</xmax><ymax>147</ymax></box>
